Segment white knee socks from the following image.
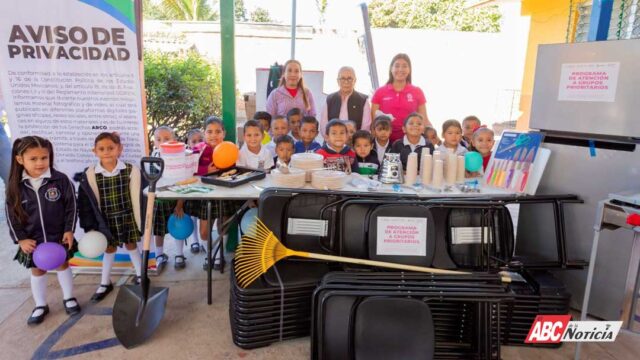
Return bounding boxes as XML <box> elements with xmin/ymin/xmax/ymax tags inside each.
<box><xmin>97</xmin><ymin>252</ymin><xmax>116</xmax><ymax>293</ymax></box>
<box><xmin>190</xmin><ymin>217</ymin><xmax>201</xmax><ymax>243</ymax></box>
<box><xmin>175</xmin><ymin>240</ymin><xmax>184</xmax><ymax>257</ymax></box>
<box><xmin>128</xmin><ymin>248</ymin><xmax>142</xmax><ymax>277</ymax></box>
<box><xmin>56</xmin><ymin>268</ymin><xmax>76</xmax><ymax>306</ymax></box>
<box><xmin>30</xmin><ymin>274</ymin><xmax>48</xmax><ymax>316</ymax></box>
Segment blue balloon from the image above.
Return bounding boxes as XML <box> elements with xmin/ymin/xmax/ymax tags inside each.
<box><xmin>168</xmin><ymin>214</ymin><xmax>194</xmax><ymax>240</ymax></box>
<box><xmin>465</xmin><ymin>151</ymin><xmax>483</xmax><ymax>172</ymax></box>
<box><xmin>240</xmin><ymin>208</ymin><xmax>258</xmax><ymax>234</ymax></box>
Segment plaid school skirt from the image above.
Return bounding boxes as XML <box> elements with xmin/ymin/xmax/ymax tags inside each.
<box><xmin>105</xmin><ymin>210</ymin><xmax>142</xmax><ymax>247</ymax></box>
<box><xmin>184</xmin><ymin>200</ymin><xmax>242</xmax><ymax>221</ymax></box>
<box><xmin>152</xmin><ymin>199</ymin><xmax>177</xmax><ymax>237</ymax></box>
<box><xmin>15</xmin><ymin>241</ymin><xmax>78</xmax><ymax>269</ymax></box>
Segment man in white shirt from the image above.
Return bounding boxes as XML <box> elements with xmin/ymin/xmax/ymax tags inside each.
<box><xmin>320</xmin><ymin>67</ymin><xmax>372</xmax><ymax>138</ymax></box>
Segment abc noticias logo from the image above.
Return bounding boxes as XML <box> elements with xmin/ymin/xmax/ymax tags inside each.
<box><xmin>525</xmin><ymin>315</ymin><xmax>623</xmax><ymax>344</ymax></box>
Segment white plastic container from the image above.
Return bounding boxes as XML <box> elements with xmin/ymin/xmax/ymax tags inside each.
<box><xmin>290</xmin><ymin>153</ymin><xmax>324</xmax><ymax>182</ymax></box>
<box><xmin>271</xmin><ymin>168</ymin><xmax>306</xmax><ymax>188</ymax></box>
<box><xmin>311</xmin><ymin>170</ymin><xmax>348</xmax><ymax>190</ymax></box>
<box><xmin>158</xmin><ymin>142</ymin><xmax>192</xmax><ymax>186</ymax></box>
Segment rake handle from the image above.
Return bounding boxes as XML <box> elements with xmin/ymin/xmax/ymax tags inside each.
<box><xmin>297</xmin><ymin>251</ymin><xmax>467</xmax><ymax>275</ymax></box>
<box><xmin>293</xmin><ymin>252</ymin><xmax>511</xmax><ymax>283</ymax></box>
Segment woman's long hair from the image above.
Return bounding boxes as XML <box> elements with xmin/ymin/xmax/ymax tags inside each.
<box><xmin>386</xmin><ymin>53</ymin><xmax>412</xmax><ymax>85</ymax></box>
<box><xmin>279</xmin><ymin>59</ymin><xmax>310</xmax><ymax>111</ymax></box>
<box><xmin>6</xmin><ymin>136</ymin><xmax>54</xmax><ymax>224</ymax></box>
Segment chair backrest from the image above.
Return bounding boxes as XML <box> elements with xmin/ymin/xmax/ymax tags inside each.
<box><xmin>340</xmin><ymin>199</ymin><xmax>459</xmax><ymax>269</ymax></box>
<box><xmin>353</xmin><ymin>297</ymin><xmax>435</xmax><ymax>360</ymax></box>
<box><xmin>443</xmin><ymin>206</ymin><xmax>514</xmax><ymax>269</ymax></box>
<box><xmin>339</xmin><ymin>199</ymin><xmax>377</xmax><ymax>260</ymax></box>
<box><xmin>258</xmin><ymin>189</ymin><xmax>342</xmax><ymax>255</ymax></box>
<box><xmin>367</xmin><ymin>204</ymin><xmax>436</xmax><ymax>267</ymax></box>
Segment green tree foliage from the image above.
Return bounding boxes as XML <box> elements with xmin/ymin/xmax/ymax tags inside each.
<box><xmin>368</xmin><ymin>0</ymin><xmax>501</xmax><ymax>32</ymax></box>
<box><xmin>235</xmin><ymin>0</ymin><xmax>248</xmax><ymax>21</ymax></box>
<box><xmin>144</xmin><ymin>51</ymin><xmax>222</xmax><ymax>145</ymax></box>
<box><xmin>158</xmin><ymin>0</ymin><xmax>219</xmax><ymax>21</ymax></box>
<box><xmin>250</xmin><ymin>7</ymin><xmax>273</xmax><ymax>23</ymax></box>
<box><xmin>143</xmin><ymin>0</ymin><xmax>169</xmax><ymax>20</ymax></box>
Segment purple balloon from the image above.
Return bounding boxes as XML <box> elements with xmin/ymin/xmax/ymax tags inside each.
<box><xmin>32</xmin><ymin>242</ymin><xmax>67</xmax><ymax>270</ymax></box>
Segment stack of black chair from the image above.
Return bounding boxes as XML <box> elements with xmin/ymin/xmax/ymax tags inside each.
<box><xmin>229</xmin><ymin>260</ymin><xmax>333</xmax><ymax>349</ymax></box>
<box><xmin>312</xmin><ymin>272</ymin><xmax>510</xmax><ymax>360</ymax></box>
<box><xmin>499</xmin><ymin>271</ymin><xmax>571</xmax><ymax>347</ymax></box>
<box><xmin>229</xmin><ymin>189</ymin><xmax>584</xmax><ymax>352</ymax></box>
<box><xmin>230</xmin><ymin>191</ymin><xmax>396</xmax><ymax>349</ymax></box>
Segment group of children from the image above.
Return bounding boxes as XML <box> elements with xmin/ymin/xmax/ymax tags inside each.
<box><xmin>250</xmin><ymin>108</ymin><xmax>495</xmax><ymax>177</ymax></box>
<box><xmin>5</xmin><ymin>110</ymin><xmax>495</xmax><ymax>326</ymax></box>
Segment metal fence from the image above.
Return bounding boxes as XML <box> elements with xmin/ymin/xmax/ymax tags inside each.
<box><xmin>569</xmin><ymin>0</ymin><xmax>640</xmax><ymax>42</ymax></box>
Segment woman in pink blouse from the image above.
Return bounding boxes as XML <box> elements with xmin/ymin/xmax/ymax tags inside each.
<box><xmin>371</xmin><ymin>53</ymin><xmax>431</xmax><ymax>143</ymax></box>
<box><xmin>266</xmin><ymin>59</ymin><xmax>317</xmax><ymax>118</ymax></box>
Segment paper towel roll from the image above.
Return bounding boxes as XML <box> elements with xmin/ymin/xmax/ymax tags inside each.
<box><xmin>405</xmin><ymin>152</ymin><xmax>418</xmax><ymax>185</ymax></box>
<box><xmin>456</xmin><ymin>155</ymin><xmax>465</xmax><ymax>183</ymax></box>
<box><xmin>433</xmin><ymin>159</ymin><xmax>444</xmax><ymax>188</ymax></box>
<box><xmin>445</xmin><ymin>153</ymin><xmax>457</xmax><ymax>185</ymax></box>
<box><xmin>421</xmin><ymin>154</ymin><xmax>432</xmax><ymax>185</ymax></box>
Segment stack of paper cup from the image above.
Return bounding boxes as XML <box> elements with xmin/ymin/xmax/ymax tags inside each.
<box><xmin>445</xmin><ymin>153</ymin><xmax>457</xmax><ymax>184</ymax></box>
<box><xmin>405</xmin><ymin>153</ymin><xmax>418</xmax><ymax>185</ymax></box>
<box><xmin>421</xmin><ymin>154</ymin><xmax>432</xmax><ymax>185</ymax></box>
<box><xmin>456</xmin><ymin>155</ymin><xmax>466</xmax><ymax>183</ymax></box>
<box><xmin>433</xmin><ymin>159</ymin><xmax>444</xmax><ymax>188</ymax></box>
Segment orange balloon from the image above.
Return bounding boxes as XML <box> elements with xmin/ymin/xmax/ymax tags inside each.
<box><xmin>212</xmin><ymin>141</ymin><xmax>239</xmax><ymax>169</ymax></box>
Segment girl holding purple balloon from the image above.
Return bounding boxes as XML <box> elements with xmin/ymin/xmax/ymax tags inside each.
<box><xmin>5</xmin><ymin>136</ymin><xmax>80</xmax><ymax>325</ymax></box>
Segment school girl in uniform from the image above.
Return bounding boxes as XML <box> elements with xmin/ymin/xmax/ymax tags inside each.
<box><xmin>5</xmin><ymin>136</ymin><xmax>80</xmax><ymax>325</ymax></box>
<box><xmin>185</xmin><ymin>116</ymin><xmax>240</xmax><ymax>270</ymax></box>
<box><xmin>77</xmin><ymin>132</ymin><xmax>144</xmax><ymax>303</ymax></box>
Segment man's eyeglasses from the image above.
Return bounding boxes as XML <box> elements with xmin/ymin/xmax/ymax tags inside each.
<box><xmin>338</xmin><ymin>77</ymin><xmax>354</xmax><ymax>83</ymax></box>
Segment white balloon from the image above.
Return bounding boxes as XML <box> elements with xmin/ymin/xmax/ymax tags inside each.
<box><xmin>79</xmin><ymin>231</ymin><xmax>108</xmax><ymax>258</ymax></box>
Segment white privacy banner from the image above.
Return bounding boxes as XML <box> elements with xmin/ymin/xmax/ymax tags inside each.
<box><xmin>0</xmin><ymin>0</ymin><xmax>147</xmax><ymax>178</ymax></box>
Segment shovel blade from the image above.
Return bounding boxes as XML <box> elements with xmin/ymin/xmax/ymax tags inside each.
<box><xmin>112</xmin><ymin>284</ymin><xmax>169</xmax><ymax>349</ymax></box>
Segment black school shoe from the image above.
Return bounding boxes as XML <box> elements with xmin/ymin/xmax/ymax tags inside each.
<box><xmin>174</xmin><ymin>255</ymin><xmax>186</xmax><ymax>269</ymax></box>
<box><xmin>202</xmin><ymin>256</ymin><xmax>221</xmax><ymax>271</ymax></box>
<box><xmin>91</xmin><ymin>283</ymin><xmax>114</xmax><ymax>303</ymax></box>
<box><xmin>27</xmin><ymin>305</ymin><xmax>50</xmax><ymax>326</ymax></box>
<box><xmin>156</xmin><ymin>254</ymin><xmax>168</xmax><ymax>273</ymax></box>
<box><xmin>63</xmin><ymin>298</ymin><xmax>81</xmax><ymax>316</ymax></box>
<box><xmin>190</xmin><ymin>243</ymin><xmax>201</xmax><ymax>254</ymax></box>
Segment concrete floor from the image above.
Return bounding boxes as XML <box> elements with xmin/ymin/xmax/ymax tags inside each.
<box><xmin>1</xmin><ymin>179</ymin><xmax>640</xmax><ymax>359</ymax></box>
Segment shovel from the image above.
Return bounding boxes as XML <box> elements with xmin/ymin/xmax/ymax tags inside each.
<box><xmin>113</xmin><ymin>157</ymin><xmax>169</xmax><ymax>349</ymax></box>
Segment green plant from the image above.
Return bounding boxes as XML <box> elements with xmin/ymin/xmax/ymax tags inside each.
<box><xmin>368</xmin><ymin>0</ymin><xmax>501</xmax><ymax>32</ymax></box>
<box><xmin>157</xmin><ymin>0</ymin><xmax>219</xmax><ymax>21</ymax></box>
<box><xmin>144</xmin><ymin>51</ymin><xmax>222</xmax><ymax>146</ymax></box>
<box><xmin>235</xmin><ymin>0</ymin><xmax>248</xmax><ymax>21</ymax></box>
<box><xmin>250</xmin><ymin>7</ymin><xmax>272</xmax><ymax>23</ymax></box>
<box><xmin>143</xmin><ymin>0</ymin><xmax>169</xmax><ymax>20</ymax></box>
